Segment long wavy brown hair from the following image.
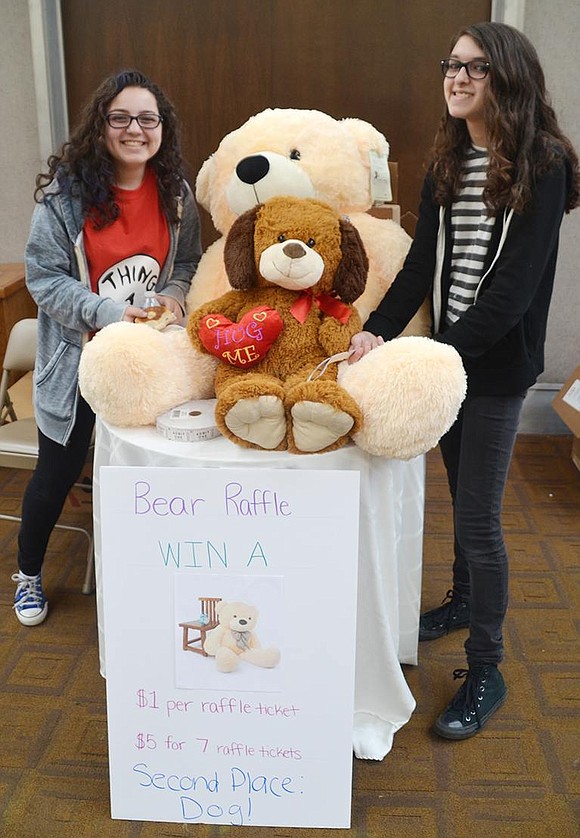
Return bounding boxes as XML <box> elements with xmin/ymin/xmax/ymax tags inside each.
<box><xmin>430</xmin><ymin>22</ymin><xmax>579</xmax><ymax>214</ymax></box>
<box><xmin>34</xmin><ymin>70</ymin><xmax>186</xmax><ymax>228</ymax></box>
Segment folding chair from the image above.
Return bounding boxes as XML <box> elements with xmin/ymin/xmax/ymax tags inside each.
<box><xmin>0</xmin><ymin>318</ymin><xmax>94</xmax><ymax>594</ymax></box>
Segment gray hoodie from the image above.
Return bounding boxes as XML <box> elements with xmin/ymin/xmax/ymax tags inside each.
<box><xmin>25</xmin><ymin>176</ymin><xmax>201</xmax><ymax>444</ymax></box>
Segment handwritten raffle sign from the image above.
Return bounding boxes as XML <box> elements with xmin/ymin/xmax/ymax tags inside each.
<box><xmin>100</xmin><ymin>466</ymin><xmax>360</xmax><ymax>827</ymax></box>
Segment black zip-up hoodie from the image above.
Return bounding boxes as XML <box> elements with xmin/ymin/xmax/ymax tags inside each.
<box><xmin>365</xmin><ymin>157</ymin><xmax>572</xmax><ymax>396</ymax></box>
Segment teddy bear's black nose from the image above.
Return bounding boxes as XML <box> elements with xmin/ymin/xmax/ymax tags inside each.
<box><xmin>283</xmin><ymin>242</ymin><xmax>307</xmax><ymax>259</ymax></box>
<box><xmin>236</xmin><ymin>155</ymin><xmax>270</xmax><ymax>185</ymax></box>
<box><xmin>239</xmin><ymin>618</ymin><xmax>248</xmax><ymax>625</ymax></box>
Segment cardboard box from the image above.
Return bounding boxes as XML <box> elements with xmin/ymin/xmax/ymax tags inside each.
<box><xmin>552</xmin><ymin>364</ymin><xmax>580</xmax><ymax>470</ymax></box>
<box><xmin>368</xmin><ymin>161</ymin><xmax>401</xmax><ymax>225</ymax></box>
<box><xmin>367</xmin><ymin>204</ymin><xmax>401</xmax><ymax>224</ymax></box>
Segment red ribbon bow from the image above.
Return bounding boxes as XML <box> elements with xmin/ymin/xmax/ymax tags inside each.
<box><xmin>289</xmin><ymin>290</ymin><xmax>352</xmax><ymax>324</ymax></box>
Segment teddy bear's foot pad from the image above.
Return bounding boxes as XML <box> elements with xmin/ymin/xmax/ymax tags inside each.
<box><xmin>225</xmin><ymin>395</ymin><xmax>286</xmax><ymax>449</ymax></box>
<box><xmin>291</xmin><ymin>400</ymin><xmax>354</xmax><ymax>452</ymax></box>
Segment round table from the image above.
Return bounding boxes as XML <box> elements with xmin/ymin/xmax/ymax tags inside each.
<box><xmin>93</xmin><ymin>418</ymin><xmax>424</xmax><ymax>760</ymax></box>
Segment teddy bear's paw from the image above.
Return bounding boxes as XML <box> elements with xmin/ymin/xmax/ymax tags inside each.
<box><xmin>79</xmin><ymin>323</ymin><xmax>216</xmax><ymax>427</ymax></box>
<box><xmin>242</xmin><ymin>647</ymin><xmax>281</xmax><ymax>668</ymax></box>
<box><xmin>290</xmin><ymin>401</ymin><xmax>354</xmax><ymax>453</ymax></box>
<box><xmin>215</xmin><ymin>648</ymin><xmax>239</xmax><ymax>673</ymax></box>
<box><xmin>338</xmin><ymin>336</ymin><xmax>467</xmax><ymax>459</ymax></box>
<box><xmin>224</xmin><ymin>395</ymin><xmax>286</xmax><ymax>449</ymax></box>
<box><xmin>201</xmin><ymin>628</ymin><xmax>220</xmax><ymax>657</ymax></box>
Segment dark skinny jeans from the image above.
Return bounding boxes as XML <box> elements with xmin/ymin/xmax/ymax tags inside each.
<box><xmin>438</xmin><ymin>390</ymin><xmax>526</xmax><ymax>668</ymax></box>
<box><xmin>17</xmin><ymin>396</ymin><xmax>95</xmax><ymax>577</ymax></box>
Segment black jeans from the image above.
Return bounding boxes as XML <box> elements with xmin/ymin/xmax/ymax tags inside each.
<box><xmin>17</xmin><ymin>396</ymin><xmax>95</xmax><ymax>577</ymax></box>
<box><xmin>439</xmin><ymin>391</ymin><xmax>526</xmax><ymax>667</ymax></box>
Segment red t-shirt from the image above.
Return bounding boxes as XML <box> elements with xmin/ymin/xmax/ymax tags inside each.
<box><xmin>84</xmin><ymin>167</ymin><xmax>170</xmax><ymax>307</ymax></box>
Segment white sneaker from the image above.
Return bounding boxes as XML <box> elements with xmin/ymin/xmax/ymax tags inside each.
<box><xmin>12</xmin><ymin>571</ymin><xmax>48</xmax><ymax>625</ymax></box>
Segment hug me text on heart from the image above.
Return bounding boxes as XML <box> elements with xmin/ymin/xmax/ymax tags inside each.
<box><xmin>198</xmin><ymin>306</ymin><xmax>284</xmax><ymax>368</ymax></box>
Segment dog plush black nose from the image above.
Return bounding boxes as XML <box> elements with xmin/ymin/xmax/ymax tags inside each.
<box><xmin>236</xmin><ymin>155</ymin><xmax>270</xmax><ymax>185</ymax></box>
<box><xmin>283</xmin><ymin>242</ymin><xmax>307</xmax><ymax>259</ymax></box>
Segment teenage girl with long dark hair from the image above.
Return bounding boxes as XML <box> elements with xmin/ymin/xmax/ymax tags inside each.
<box><xmin>350</xmin><ymin>22</ymin><xmax>579</xmax><ymax>739</ymax></box>
<box><xmin>13</xmin><ymin>70</ymin><xmax>201</xmax><ymax>625</ymax></box>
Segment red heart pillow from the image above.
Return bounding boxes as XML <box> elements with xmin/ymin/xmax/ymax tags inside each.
<box><xmin>198</xmin><ymin>306</ymin><xmax>284</xmax><ymax>368</ymax></box>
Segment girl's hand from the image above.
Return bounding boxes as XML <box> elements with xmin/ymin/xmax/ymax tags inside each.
<box><xmin>123</xmin><ymin>305</ymin><xmax>147</xmax><ymax>322</ymax></box>
<box><xmin>348</xmin><ymin>331</ymin><xmax>384</xmax><ymax>363</ymax></box>
<box><xmin>155</xmin><ymin>294</ymin><xmax>185</xmax><ymax>321</ymax></box>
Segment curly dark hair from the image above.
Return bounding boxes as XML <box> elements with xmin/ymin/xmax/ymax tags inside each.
<box><xmin>430</xmin><ymin>22</ymin><xmax>579</xmax><ymax>214</ymax></box>
<box><xmin>34</xmin><ymin>69</ymin><xmax>186</xmax><ymax>228</ymax></box>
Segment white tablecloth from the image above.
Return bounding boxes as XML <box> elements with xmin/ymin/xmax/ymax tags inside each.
<box><xmin>93</xmin><ymin>418</ymin><xmax>425</xmax><ymax>760</ymax></box>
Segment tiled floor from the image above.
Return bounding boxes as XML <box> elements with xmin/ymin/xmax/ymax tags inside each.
<box><xmin>0</xmin><ymin>434</ymin><xmax>578</xmax><ymax>837</ymax></box>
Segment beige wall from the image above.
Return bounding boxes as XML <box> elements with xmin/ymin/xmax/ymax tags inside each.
<box><xmin>0</xmin><ymin>1</ymin><xmax>577</xmax><ymax>390</ymax></box>
<box><xmin>524</xmin><ymin>0</ymin><xmax>580</xmax><ymax>384</ymax></box>
<box><xmin>0</xmin><ymin>0</ymin><xmax>43</xmax><ymax>264</ymax></box>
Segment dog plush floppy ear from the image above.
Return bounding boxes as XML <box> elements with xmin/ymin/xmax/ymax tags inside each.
<box><xmin>335</xmin><ymin>218</ymin><xmax>369</xmax><ymax>303</ymax></box>
<box><xmin>223</xmin><ymin>205</ymin><xmax>261</xmax><ymax>289</ymax></box>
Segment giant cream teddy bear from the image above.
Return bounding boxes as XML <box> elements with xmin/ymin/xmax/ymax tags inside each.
<box><xmin>79</xmin><ymin>108</ymin><xmax>465</xmax><ymax>458</ymax></box>
<box><xmin>79</xmin><ymin>109</ymin><xmax>425</xmax><ymax>423</ymax></box>
<box><xmin>187</xmin><ymin>107</ymin><xmax>427</xmax><ymax>328</ymax></box>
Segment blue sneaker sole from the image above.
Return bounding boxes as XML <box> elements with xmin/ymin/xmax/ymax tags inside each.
<box><xmin>15</xmin><ymin>602</ymin><xmax>48</xmax><ymax>626</ymax></box>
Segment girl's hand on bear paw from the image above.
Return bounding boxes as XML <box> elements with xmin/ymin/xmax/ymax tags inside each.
<box><xmin>348</xmin><ymin>330</ymin><xmax>384</xmax><ymax>363</ymax></box>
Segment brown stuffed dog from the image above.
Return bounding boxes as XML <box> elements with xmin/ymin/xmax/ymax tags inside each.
<box><xmin>187</xmin><ymin>196</ymin><xmax>368</xmax><ymax>453</ymax></box>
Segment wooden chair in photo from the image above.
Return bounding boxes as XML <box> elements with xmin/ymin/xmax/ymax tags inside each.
<box><xmin>179</xmin><ymin>596</ymin><xmax>222</xmax><ymax>656</ymax></box>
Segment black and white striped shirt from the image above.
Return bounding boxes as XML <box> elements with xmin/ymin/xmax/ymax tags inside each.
<box><xmin>446</xmin><ymin>146</ymin><xmax>493</xmax><ymax>326</ymax></box>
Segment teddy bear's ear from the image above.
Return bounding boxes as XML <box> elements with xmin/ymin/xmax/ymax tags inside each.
<box><xmin>333</xmin><ymin>218</ymin><xmax>369</xmax><ymax>303</ymax></box>
<box><xmin>223</xmin><ymin>205</ymin><xmax>261</xmax><ymax>290</ymax></box>
<box><xmin>340</xmin><ymin>118</ymin><xmax>390</xmax><ymax>163</ymax></box>
<box><xmin>195</xmin><ymin>155</ymin><xmax>214</xmax><ymax>211</ymax></box>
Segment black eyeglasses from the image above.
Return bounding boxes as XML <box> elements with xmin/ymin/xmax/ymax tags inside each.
<box><xmin>105</xmin><ymin>112</ymin><xmax>163</xmax><ymax>129</ymax></box>
<box><xmin>440</xmin><ymin>59</ymin><xmax>490</xmax><ymax>80</ymax></box>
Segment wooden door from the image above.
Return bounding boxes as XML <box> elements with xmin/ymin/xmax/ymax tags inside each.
<box><xmin>61</xmin><ymin>0</ymin><xmax>490</xmax><ymax>241</ymax></box>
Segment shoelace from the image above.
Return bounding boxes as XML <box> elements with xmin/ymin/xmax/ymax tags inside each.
<box><xmin>440</xmin><ymin>589</ymin><xmax>455</xmax><ymax>627</ymax></box>
<box><xmin>450</xmin><ymin>667</ymin><xmax>488</xmax><ymax>728</ymax></box>
<box><xmin>11</xmin><ymin>574</ymin><xmax>44</xmax><ymax>609</ymax></box>
<box><xmin>428</xmin><ymin>589</ymin><xmax>464</xmax><ymax>627</ymax></box>
<box><xmin>444</xmin><ymin>590</ymin><xmax>465</xmax><ymax>629</ymax></box>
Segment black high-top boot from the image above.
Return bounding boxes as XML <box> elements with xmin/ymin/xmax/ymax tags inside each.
<box><xmin>419</xmin><ymin>589</ymin><xmax>470</xmax><ymax>641</ymax></box>
<box><xmin>434</xmin><ymin>665</ymin><xmax>507</xmax><ymax>740</ymax></box>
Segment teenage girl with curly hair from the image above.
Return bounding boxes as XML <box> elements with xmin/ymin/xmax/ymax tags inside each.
<box><xmin>13</xmin><ymin>70</ymin><xmax>201</xmax><ymax>625</ymax></box>
<box><xmin>350</xmin><ymin>22</ymin><xmax>579</xmax><ymax>740</ymax></box>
